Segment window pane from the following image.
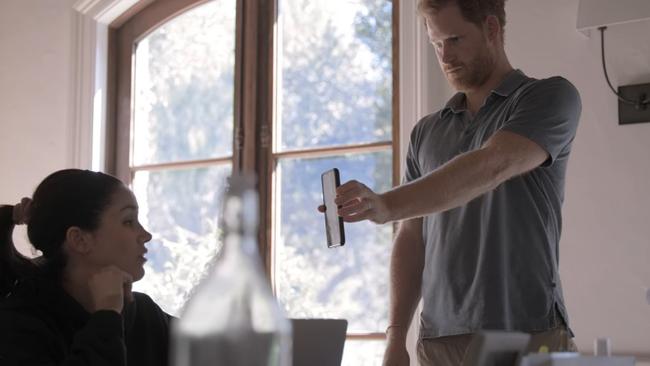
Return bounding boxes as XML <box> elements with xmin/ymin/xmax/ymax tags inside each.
<box><xmin>275</xmin><ymin>151</ymin><xmax>392</xmax><ymax>332</ymax></box>
<box><xmin>131</xmin><ymin>164</ymin><xmax>231</xmax><ymax>315</ymax></box>
<box><xmin>278</xmin><ymin>0</ymin><xmax>393</xmax><ymax>151</ymax></box>
<box><xmin>133</xmin><ymin>0</ymin><xmax>236</xmax><ymax>165</ymax></box>
<box><xmin>342</xmin><ymin>339</ymin><xmax>386</xmax><ymax>366</ymax></box>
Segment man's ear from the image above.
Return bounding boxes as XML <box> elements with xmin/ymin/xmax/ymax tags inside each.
<box><xmin>484</xmin><ymin>15</ymin><xmax>501</xmax><ymax>43</ymax></box>
<box><xmin>64</xmin><ymin>226</ymin><xmax>93</xmax><ymax>255</ymax></box>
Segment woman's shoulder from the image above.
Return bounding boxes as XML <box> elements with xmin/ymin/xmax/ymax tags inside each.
<box><xmin>133</xmin><ymin>292</ymin><xmax>167</xmax><ymax>315</ymax></box>
<box><xmin>0</xmin><ymin>277</ymin><xmax>47</xmax><ymax>316</ymax></box>
<box><xmin>0</xmin><ymin>277</ymin><xmax>61</xmax><ymax>332</ymax></box>
<box><xmin>130</xmin><ymin>292</ymin><xmax>174</xmax><ymax>324</ymax></box>
<box><xmin>0</xmin><ymin>289</ymin><xmax>61</xmax><ymax>354</ymax></box>
<box><xmin>0</xmin><ymin>298</ymin><xmax>52</xmax><ymax>334</ymax></box>
<box><xmin>0</xmin><ymin>293</ymin><xmax>40</xmax><ymax>320</ymax></box>
<box><xmin>133</xmin><ymin>291</ymin><xmax>156</xmax><ymax>305</ymax></box>
<box><xmin>0</xmin><ymin>307</ymin><xmax>62</xmax><ymax>364</ymax></box>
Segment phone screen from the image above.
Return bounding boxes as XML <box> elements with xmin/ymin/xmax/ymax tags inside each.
<box><xmin>321</xmin><ymin>168</ymin><xmax>345</xmax><ymax>247</ymax></box>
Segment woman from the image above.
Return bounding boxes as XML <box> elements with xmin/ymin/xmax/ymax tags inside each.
<box><xmin>0</xmin><ymin>169</ymin><xmax>170</xmax><ymax>365</ymax></box>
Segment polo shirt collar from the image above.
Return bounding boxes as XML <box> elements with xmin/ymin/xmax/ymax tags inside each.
<box><xmin>492</xmin><ymin>68</ymin><xmax>528</xmax><ymax>97</ymax></box>
<box><xmin>442</xmin><ymin>93</ymin><xmax>467</xmax><ymax>116</ymax></box>
<box><xmin>441</xmin><ymin>69</ymin><xmax>529</xmax><ymax>117</ymax></box>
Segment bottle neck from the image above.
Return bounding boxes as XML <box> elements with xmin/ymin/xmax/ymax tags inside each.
<box><xmin>223</xmin><ymin>229</ymin><xmax>258</xmax><ymax>259</ymax></box>
<box><xmin>220</xmin><ymin>176</ymin><xmax>261</xmax><ymax>266</ymax></box>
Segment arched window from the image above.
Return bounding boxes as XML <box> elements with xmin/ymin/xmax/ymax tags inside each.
<box><xmin>109</xmin><ymin>0</ymin><xmax>398</xmax><ymax>363</ymax></box>
<box><xmin>110</xmin><ymin>0</ymin><xmax>236</xmax><ymax>315</ymax></box>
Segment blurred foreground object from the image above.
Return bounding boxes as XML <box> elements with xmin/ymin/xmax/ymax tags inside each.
<box><xmin>171</xmin><ymin>175</ymin><xmax>292</xmax><ymax>366</ymax></box>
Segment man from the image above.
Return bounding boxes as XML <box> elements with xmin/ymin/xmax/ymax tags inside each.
<box><xmin>328</xmin><ymin>0</ymin><xmax>581</xmax><ymax>365</ymax></box>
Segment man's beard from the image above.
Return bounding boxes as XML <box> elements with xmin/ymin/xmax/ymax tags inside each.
<box><xmin>445</xmin><ymin>47</ymin><xmax>495</xmax><ymax>92</ymax></box>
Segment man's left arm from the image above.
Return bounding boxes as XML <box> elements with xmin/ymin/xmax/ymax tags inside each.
<box><xmin>336</xmin><ymin>77</ymin><xmax>581</xmax><ymax>224</ymax></box>
<box><xmin>337</xmin><ymin>131</ymin><xmax>548</xmax><ymax>223</ymax></box>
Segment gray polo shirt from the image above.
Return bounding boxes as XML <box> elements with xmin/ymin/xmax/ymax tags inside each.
<box><xmin>404</xmin><ymin>69</ymin><xmax>581</xmax><ymax>339</ymax></box>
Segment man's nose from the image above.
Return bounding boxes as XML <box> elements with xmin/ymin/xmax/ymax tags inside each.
<box><xmin>439</xmin><ymin>45</ymin><xmax>455</xmax><ymax>65</ymax></box>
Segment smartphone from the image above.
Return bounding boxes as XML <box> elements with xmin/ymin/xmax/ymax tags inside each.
<box><xmin>321</xmin><ymin>168</ymin><xmax>345</xmax><ymax>247</ymax></box>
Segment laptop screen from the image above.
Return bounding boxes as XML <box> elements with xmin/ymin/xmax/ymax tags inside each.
<box><xmin>290</xmin><ymin>319</ymin><xmax>348</xmax><ymax>366</ymax></box>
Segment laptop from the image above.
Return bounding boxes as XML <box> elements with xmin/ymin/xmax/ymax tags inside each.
<box><xmin>291</xmin><ymin>318</ymin><xmax>348</xmax><ymax>366</ymax></box>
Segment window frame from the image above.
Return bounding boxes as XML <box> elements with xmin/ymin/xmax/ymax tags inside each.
<box><xmin>107</xmin><ymin>0</ymin><xmax>400</xmax><ymax>345</ymax></box>
<box><xmin>264</xmin><ymin>0</ymin><xmax>400</xmax><ymax>341</ymax></box>
<box><xmin>108</xmin><ymin>0</ymin><xmax>233</xmax><ymax>183</ymax></box>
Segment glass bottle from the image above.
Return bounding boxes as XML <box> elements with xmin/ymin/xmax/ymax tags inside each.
<box><xmin>171</xmin><ymin>175</ymin><xmax>292</xmax><ymax>366</ymax></box>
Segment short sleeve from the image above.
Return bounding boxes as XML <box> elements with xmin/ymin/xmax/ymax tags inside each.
<box><xmin>403</xmin><ymin>118</ymin><xmax>427</xmax><ymax>183</ymax></box>
<box><xmin>500</xmin><ymin>77</ymin><xmax>581</xmax><ymax>167</ymax></box>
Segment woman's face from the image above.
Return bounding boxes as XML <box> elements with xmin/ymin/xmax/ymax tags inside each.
<box><xmin>85</xmin><ymin>185</ymin><xmax>152</xmax><ymax>281</ymax></box>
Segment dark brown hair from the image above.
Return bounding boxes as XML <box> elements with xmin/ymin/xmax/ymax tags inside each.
<box><xmin>418</xmin><ymin>0</ymin><xmax>507</xmax><ymax>30</ymax></box>
<box><xmin>1</xmin><ymin>169</ymin><xmax>123</xmax><ymax>295</ymax></box>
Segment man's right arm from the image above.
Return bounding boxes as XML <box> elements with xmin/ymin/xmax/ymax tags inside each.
<box><xmin>383</xmin><ymin>217</ymin><xmax>424</xmax><ymax>365</ymax></box>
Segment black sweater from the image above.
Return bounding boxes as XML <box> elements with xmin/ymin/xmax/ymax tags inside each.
<box><xmin>0</xmin><ymin>276</ymin><xmax>171</xmax><ymax>365</ymax></box>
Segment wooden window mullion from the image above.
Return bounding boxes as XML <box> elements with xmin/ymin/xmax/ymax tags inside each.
<box><xmin>249</xmin><ymin>0</ymin><xmax>276</xmax><ymax>272</ymax></box>
<box><xmin>392</xmin><ymin>0</ymin><xmax>401</xmax><ymax>188</ymax></box>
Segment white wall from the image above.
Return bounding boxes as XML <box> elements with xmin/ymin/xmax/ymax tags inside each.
<box><xmin>0</xmin><ymin>0</ymin><xmax>78</xmax><ymax>253</ymax></box>
<box><xmin>502</xmin><ymin>0</ymin><xmax>650</xmax><ymax>357</ymax></box>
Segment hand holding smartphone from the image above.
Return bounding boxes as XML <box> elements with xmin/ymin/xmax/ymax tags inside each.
<box><xmin>321</xmin><ymin>168</ymin><xmax>345</xmax><ymax>247</ymax></box>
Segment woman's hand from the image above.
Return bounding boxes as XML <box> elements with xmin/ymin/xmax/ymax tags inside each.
<box><xmin>88</xmin><ymin>266</ymin><xmax>134</xmax><ymax>313</ymax></box>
